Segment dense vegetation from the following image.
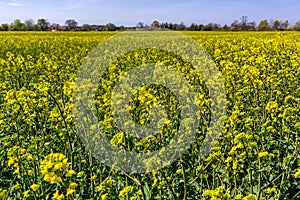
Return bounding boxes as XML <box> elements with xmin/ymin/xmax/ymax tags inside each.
<box><xmin>0</xmin><ymin>31</ymin><xmax>299</xmax><ymax>199</ymax></box>
<box><xmin>1</xmin><ymin>16</ymin><xmax>300</xmax><ymax>31</ymax></box>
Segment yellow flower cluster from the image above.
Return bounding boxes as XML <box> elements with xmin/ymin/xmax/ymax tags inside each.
<box><xmin>40</xmin><ymin>153</ymin><xmax>71</xmax><ymax>184</ymax></box>
<box><xmin>53</xmin><ymin>190</ymin><xmax>65</xmax><ymax>200</ymax></box>
<box><xmin>0</xmin><ymin>31</ymin><xmax>299</xmax><ymax>199</ymax></box>
<box><xmin>295</xmin><ymin>168</ymin><xmax>300</xmax><ymax>179</ymax></box>
<box><xmin>119</xmin><ymin>186</ymin><xmax>134</xmax><ymax>198</ymax></box>
<box><xmin>202</xmin><ymin>186</ymin><xmax>230</xmax><ymax>200</ymax></box>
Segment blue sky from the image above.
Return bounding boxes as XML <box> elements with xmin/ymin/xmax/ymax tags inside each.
<box><xmin>0</xmin><ymin>0</ymin><xmax>299</xmax><ymax>26</ymax></box>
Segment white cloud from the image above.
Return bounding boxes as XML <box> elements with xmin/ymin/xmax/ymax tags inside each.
<box><xmin>0</xmin><ymin>1</ymin><xmax>23</xmax><ymax>6</ymax></box>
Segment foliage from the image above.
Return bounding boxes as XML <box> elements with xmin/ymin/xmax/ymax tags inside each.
<box><xmin>0</xmin><ymin>31</ymin><xmax>299</xmax><ymax>199</ymax></box>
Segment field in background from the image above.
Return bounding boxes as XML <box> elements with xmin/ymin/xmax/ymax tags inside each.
<box><xmin>0</xmin><ymin>31</ymin><xmax>299</xmax><ymax>199</ymax></box>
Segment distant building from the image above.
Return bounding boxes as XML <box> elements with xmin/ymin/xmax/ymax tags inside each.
<box><xmin>49</xmin><ymin>26</ymin><xmax>83</xmax><ymax>31</ymax></box>
<box><xmin>58</xmin><ymin>26</ymin><xmax>68</xmax><ymax>31</ymax></box>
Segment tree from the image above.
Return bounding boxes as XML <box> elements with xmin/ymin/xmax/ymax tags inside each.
<box><xmin>65</xmin><ymin>19</ymin><xmax>78</xmax><ymax>30</ymax></box>
<box><xmin>240</xmin><ymin>16</ymin><xmax>249</xmax><ymax>30</ymax></box>
<box><xmin>222</xmin><ymin>24</ymin><xmax>230</xmax><ymax>31</ymax></box>
<box><xmin>82</xmin><ymin>24</ymin><xmax>90</xmax><ymax>31</ymax></box>
<box><xmin>105</xmin><ymin>23</ymin><xmax>116</xmax><ymax>31</ymax></box>
<box><xmin>119</xmin><ymin>25</ymin><xmax>126</xmax><ymax>31</ymax></box>
<box><xmin>189</xmin><ymin>23</ymin><xmax>198</xmax><ymax>31</ymax></box>
<box><xmin>37</xmin><ymin>18</ymin><xmax>49</xmax><ymax>31</ymax></box>
<box><xmin>167</xmin><ymin>23</ymin><xmax>173</xmax><ymax>30</ymax></box>
<box><xmin>247</xmin><ymin>21</ymin><xmax>256</xmax><ymax>31</ymax></box>
<box><xmin>173</xmin><ymin>23</ymin><xmax>180</xmax><ymax>30</ymax></box>
<box><xmin>136</xmin><ymin>22</ymin><xmax>144</xmax><ymax>28</ymax></box>
<box><xmin>50</xmin><ymin>23</ymin><xmax>59</xmax><ymax>31</ymax></box>
<box><xmin>200</xmin><ymin>23</ymin><xmax>220</xmax><ymax>31</ymax></box>
<box><xmin>280</xmin><ymin>20</ymin><xmax>289</xmax><ymax>30</ymax></box>
<box><xmin>160</xmin><ymin>22</ymin><xmax>169</xmax><ymax>29</ymax></box>
<box><xmin>8</xmin><ymin>19</ymin><xmax>26</xmax><ymax>31</ymax></box>
<box><xmin>230</xmin><ymin>20</ymin><xmax>239</xmax><ymax>31</ymax></box>
<box><xmin>33</xmin><ymin>24</ymin><xmax>40</xmax><ymax>31</ymax></box>
<box><xmin>202</xmin><ymin>23</ymin><xmax>213</xmax><ymax>31</ymax></box>
<box><xmin>151</xmin><ymin>20</ymin><xmax>159</xmax><ymax>28</ymax></box>
<box><xmin>293</xmin><ymin>21</ymin><xmax>300</xmax><ymax>31</ymax></box>
<box><xmin>230</xmin><ymin>16</ymin><xmax>254</xmax><ymax>31</ymax></box>
<box><xmin>178</xmin><ymin>22</ymin><xmax>186</xmax><ymax>30</ymax></box>
<box><xmin>24</xmin><ymin>19</ymin><xmax>35</xmax><ymax>30</ymax></box>
<box><xmin>0</xmin><ymin>23</ymin><xmax>9</xmax><ymax>31</ymax></box>
<box><xmin>257</xmin><ymin>19</ymin><xmax>270</xmax><ymax>31</ymax></box>
<box><xmin>271</xmin><ymin>20</ymin><xmax>281</xmax><ymax>30</ymax></box>
<box><xmin>212</xmin><ymin>23</ymin><xmax>221</xmax><ymax>31</ymax></box>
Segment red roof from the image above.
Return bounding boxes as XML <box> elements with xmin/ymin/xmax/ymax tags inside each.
<box><xmin>58</xmin><ymin>26</ymin><xmax>68</xmax><ymax>30</ymax></box>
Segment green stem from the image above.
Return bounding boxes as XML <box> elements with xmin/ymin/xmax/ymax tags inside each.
<box><xmin>248</xmin><ymin>168</ymin><xmax>253</xmax><ymax>194</ymax></box>
<box><xmin>257</xmin><ymin>158</ymin><xmax>262</xmax><ymax>199</ymax></box>
<box><xmin>181</xmin><ymin>163</ymin><xmax>187</xmax><ymax>200</ymax></box>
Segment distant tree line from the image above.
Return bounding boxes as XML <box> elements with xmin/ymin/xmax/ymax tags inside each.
<box><xmin>136</xmin><ymin>17</ymin><xmax>299</xmax><ymax>31</ymax></box>
<box><xmin>1</xmin><ymin>17</ymin><xmax>300</xmax><ymax>31</ymax></box>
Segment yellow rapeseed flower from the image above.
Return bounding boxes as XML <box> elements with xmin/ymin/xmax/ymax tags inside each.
<box><xmin>66</xmin><ymin>169</ymin><xmax>76</xmax><ymax>177</ymax></box>
<box><xmin>57</xmin><ymin>194</ymin><xmax>65</xmax><ymax>200</ymax></box>
<box><xmin>28</xmin><ymin>170</ymin><xmax>34</xmax><ymax>176</ymax></box>
<box><xmin>69</xmin><ymin>182</ymin><xmax>78</xmax><ymax>189</ymax></box>
<box><xmin>13</xmin><ymin>167</ymin><xmax>19</xmax><ymax>174</ymax></box>
<box><xmin>30</xmin><ymin>184</ymin><xmax>39</xmax><ymax>191</ymax></box>
<box><xmin>119</xmin><ymin>186</ymin><xmax>134</xmax><ymax>198</ymax></box>
<box><xmin>53</xmin><ymin>190</ymin><xmax>65</xmax><ymax>200</ymax></box>
<box><xmin>77</xmin><ymin>171</ymin><xmax>85</xmax><ymax>178</ymax></box>
<box><xmin>7</xmin><ymin>158</ymin><xmax>14</xmax><ymax>166</ymax></box>
<box><xmin>258</xmin><ymin>151</ymin><xmax>269</xmax><ymax>158</ymax></box>
<box><xmin>91</xmin><ymin>175</ymin><xmax>97</xmax><ymax>181</ymax></box>
<box><xmin>101</xmin><ymin>193</ymin><xmax>108</xmax><ymax>200</ymax></box>
<box><xmin>23</xmin><ymin>190</ymin><xmax>30</xmax><ymax>197</ymax></box>
<box><xmin>295</xmin><ymin>168</ymin><xmax>300</xmax><ymax>178</ymax></box>
<box><xmin>66</xmin><ymin>188</ymin><xmax>76</xmax><ymax>196</ymax></box>
<box><xmin>53</xmin><ymin>190</ymin><xmax>59</xmax><ymax>199</ymax></box>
